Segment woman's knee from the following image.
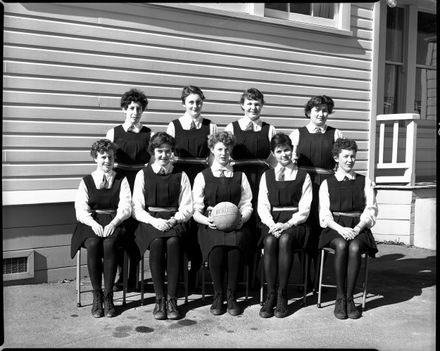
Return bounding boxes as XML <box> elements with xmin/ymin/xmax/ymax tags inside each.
<box><xmin>166</xmin><ymin>236</ymin><xmax>180</xmax><ymax>250</ymax></box>
<box><xmin>264</xmin><ymin>235</ymin><xmax>278</xmax><ymax>253</ymax></box>
<box><xmin>331</xmin><ymin>237</ymin><xmax>348</xmax><ymax>252</ymax></box>
<box><xmin>278</xmin><ymin>233</ymin><xmax>293</xmax><ymax>250</ymax></box>
<box><xmin>348</xmin><ymin>239</ymin><xmax>365</xmax><ymax>256</ymax></box>
<box><xmin>84</xmin><ymin>237</ymin><xmax>101</xmax><ymax>252</ymax></box>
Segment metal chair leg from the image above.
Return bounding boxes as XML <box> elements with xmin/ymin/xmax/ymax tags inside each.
<box><xmin>76</xmin><ymin>249</ymin><xmax>81</xmax><ymax>307</ymax></box>
<box><xmin>140</xmin><ymin>255</ymin><xmax>145</xmax><ymax>306</ymax></box>
<box><xmin>302</xmin><ymin>251</ymin><xmax>309</xmax><ymax>306</ymax></box>
<box><xmin>122</xmin><ymin>250</ymin><xmax>128</xmax><ymax>306</ymax></box>
<box><xmin>362</xmin><ymin>254</ymin><xmax>369</xmax><ymax>310</ymax></box>
<box><xmin>183</xmin><ymin>254</ymin><xmax>189</xmax><ymax>304</ymax></box>
<box><xmin>317</xmin><ymin>249</ymin><xmax>325</xmax><ymax>308</ymax></box>
<box><xmin>201</xmin><ymin>261</ymin><xmax>206</xmax><ymax>302</ymax></box>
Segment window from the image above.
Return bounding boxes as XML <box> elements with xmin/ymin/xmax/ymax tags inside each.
<box><xmin>383</xmin><ymin>6</ymin><xmax>437</xmax><ymax>119</ymax></box>
<box><xmin>384</xmin><ymin>7</ymin><xmax>405</xmax><ymax>114</ymax></box>
<box><xmin>264</xmin><ymin>2</ymin><xmax>346</xmax><ymax>29</ymax></box>
<box><xmin>415</xmin><ymin>12</ymin><xmax>436</xmax><ymax>120</ymax></box>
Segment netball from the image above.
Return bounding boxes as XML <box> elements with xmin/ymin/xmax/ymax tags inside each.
<box><xmin>211</xmin><ymin>201</ymin><xmax>240</xmax><ymax>232</ymax></box>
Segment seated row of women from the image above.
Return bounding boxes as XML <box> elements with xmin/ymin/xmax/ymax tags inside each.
<box><xmin>71</xmin><ymin>131</ymin><xmax>378</xmax><ymax>322</ymax></box>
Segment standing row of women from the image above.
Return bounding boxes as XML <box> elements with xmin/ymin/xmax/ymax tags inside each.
<box><xmin>71</xmin><ymin>86</ymin><xmax>378</xmax><ymax>321</ymax></box>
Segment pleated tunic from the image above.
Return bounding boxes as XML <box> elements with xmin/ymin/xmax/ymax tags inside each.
<box><xmin>258</xmin><ymin>168</ymin><xmax>309</xmax><ymax>248</ymax></box>
<box><xmin>197</xmin><ymin>169</ymin><xmax>252</xmax><ymax>262</ymax></box>
<box><xmin>318</xmin><ymin>174</ymin><xmax>378</xmax><ymax>257</ymax></box>
<box><xmin>70</xmin><ymin>173</ymin><xmax>125</xmax><ymax>258</ymax></box>
<box><xmin>133</xmin><ymin>165</ymin><xmax>187</xmax><ymax>256</ymax></box>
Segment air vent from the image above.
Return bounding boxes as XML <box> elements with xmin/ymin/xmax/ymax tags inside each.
<box><xmin>3</xmin><ymin>250</ymin><xmax>35</xmax><ymax>281</ymax></box>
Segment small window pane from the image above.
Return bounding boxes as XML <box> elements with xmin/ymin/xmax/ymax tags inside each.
<box><xmin>386</xmin><ymin>7</ymin><xmax>404</xmax><ymax>62</ymax></box>
<box><xmin>266</xmin><ymin>3</ymin><xmax>288</xmax><ymax>11</ymax></box>
<box><xmin>384</xmin><ymin>64</ymin><xmax>404</xmax><ymax>114</ymax></box>
<box><xmin>312</xmin><ymin>3</ymin><xmax>334</xmax><ymax>19</ymax></box>
<box><xmin>290</xmin><ymin>3</ymin><xmax>310</xmax><ymax>15</ymax></box>
<box><xmin>417</xmin><ymin>12</ymin><xmax>437</xmax><ymax>66</ymax></box>
<box><xmin>415</xmin><ymin>68</ymin><xmax>437</xmax><ymax>119</ymax></box>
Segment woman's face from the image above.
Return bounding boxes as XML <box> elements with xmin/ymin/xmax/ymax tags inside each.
<box><xmin>183</xmin><ymin>93</ymin><xmax>203</xmax><ymax>119</ymax></box>
<box><xmin>154</xmin><ymin>143</ymin><xmax>173</xmax><ymax>168</ymax></box>
<box><xmin>210</xmin><ymin>141</ymin><xmax>232</xmax><ymax>167</ymax></box>
<box><xmin>241</xmin><ymin>98</ymin><xmax>263</xmax><ymax>121</ymax></box>
<box><xmin>123</xmin><ymin>101</ymin><xmax>144</xmax><ymax>126</ymax></box>
<box><xmin>272</xmin><ymin>144</ymin><xmax>293</xmax><ymax>167</ymax></box>
<box><xmin>94</xmin><ymin>150</ymin><xmax>114</xmax><ymax>174</ymax></box>
<box><xmin>334</xmin><ymin>149</ymin><xmax>356</xmax><ymax>173</ymax></box>
<box><xmin>308</xmin><ymin>104</ymin><xmax>329</xmax><ymax>128</ymax></box>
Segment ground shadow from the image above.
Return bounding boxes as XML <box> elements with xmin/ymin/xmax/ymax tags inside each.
<box><xmin>312</xmin><ymin>252</ymin><xmax>436</xmax><ymax>311</ymax></box>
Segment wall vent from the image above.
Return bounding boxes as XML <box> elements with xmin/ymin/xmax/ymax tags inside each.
<box><xmin>3</xmin><ymin>250</ymin><xmax>35</xmax><ymax>281</ymax></box>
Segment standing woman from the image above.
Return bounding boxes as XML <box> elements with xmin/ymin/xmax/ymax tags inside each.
<box><xmin>166</xmin><ymin>85</ymin><xmax>218</xmax><ymax>286</ymax></box>
<box><xmin>318</xmin><ymin>138</ymin><xmax>378</xmax><ymax>319</ymax></box>
<box><xmin>71</xmin><ymin>139</ymin><xmax>132</xmax><ymax>318</ymax></box>
<box><xmin>106</xmin><ymin>88</ymin><xmax>152</xmax><ymax>290</ymax></box>
<box><xmin>132</xmin><ymin>132</ymin><xmax>193</xmax><ymax>320</ymax></box>
<box><xmin>192</xmin><ymin>131</ymin><xmax>253</xmax><ymax>316</ymax></box>
<box><xmin>289</xmin><ymin>95</ymin><xmax>343</xmax><ymax>286</ymax></box>
<box><xmin>257</xmin><ymin>133</ymin><xmax>312</xmax><ymax>318</ymax></box>
<box><xmin>224</xmin><ymin>88</ymin><xmax>277</xmax><ymax>274</ymax></box>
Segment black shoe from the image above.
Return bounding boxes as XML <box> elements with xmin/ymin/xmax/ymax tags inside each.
<box><xmin>103</xmin><ymin>290</ymin><xmax>116</xmax><ymax>318</ymax></box>
<box><xmin>259</xmin><ymin>291</ymin><xmax>276</xmax><ymax>318</ymax></box>
<box><xmin>153</xmin><ymin>297</ymin><xmax>167</xmax><ymax>320</ymax></box>
<box><xmin>167</xmin><ymin>297</ymin><xmax>181</xmax><ymax>320</ymax></box>
<box><xmin>346</xmin><ymin>297</ymin><xmax>361</xmax><ymax>319</ymax></box>
<box><xmin>91</xmin><ymin>290</ymin><xmax>104</xmax><ymax>318</ymax></box>
<box><xmin>334</xmin><ymin>297</ymin><xmax>348</xmax><ymax>320</ymax></box>
<box><xmin>226</xmin><ymin>289</ymin><xmax>242</xmax><ymax>316</ymax></box>
<box><xmin>274</xmin><ymin>288</ymin><xmax>288</xmax><ymax>318</ymax></box>
<box><xmin>210</xmin><ymin>292</ymin><xmax>225</xmax><ymax>316</ymax></box>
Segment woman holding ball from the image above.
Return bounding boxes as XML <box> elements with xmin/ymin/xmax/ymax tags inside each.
<box><xmin>192</xmin><ymin>131</ymin><xmax>253</xmax><ymax>316</ymax></box>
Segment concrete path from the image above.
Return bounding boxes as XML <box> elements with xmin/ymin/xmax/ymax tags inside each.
<box><xmin>2</xmin><ymin>244</ymin><xmax>436</xmax><ymax>349</ymax></box>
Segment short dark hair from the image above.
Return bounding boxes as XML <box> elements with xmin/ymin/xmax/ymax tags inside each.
<box><xmin>304</xmin><ymin>95</ymin><xmax>334</xmax><ymax>118</ymax></box>
<box><xmin>120</xmin><ymin>88</ymin><xmax>148</xmax><ymax>110</ymax></box>
<box><xmin>181</xmin><ymin>85</ymin><xmax>205</xmax><ymax>104</ymax></box>
<box><xmin>148</xmin><ymin>132</ymin><xmax>176</xmax><ymax>154</ymax></box>
<box><xmin>90</xmin><ymin>139</ymin><xmax>116</xmax><ymax>159</ymax></box>
<box><xmin>207</xmin><ymin>131</ymin><xmax>236</xmax><ymax>150</ymax></box>
<box><xmin>239</xmin><ymin>88</ymin><xmax>265</xmax><ymax>105</ymax></box>
<box><xmin>331</xmin><ymin>138</ymin><xmax>358</xmax><ymax>159</ymax></box>
<box><xmin>270</xmin><ymin>133</ymin><xmax>293</xmax><ymax>152</ymax></box>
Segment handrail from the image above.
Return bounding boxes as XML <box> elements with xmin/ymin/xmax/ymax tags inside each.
<box><xmin>375</xmin><ymin>113</ymin><xmax>420</xmax><ymax>186</ymax></box>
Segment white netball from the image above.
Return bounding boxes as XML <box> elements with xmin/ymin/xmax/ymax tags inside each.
<box><xmin>211</xmin><ymin>202</ymin><xmax>240</xmax><ymax>232</ymax></box>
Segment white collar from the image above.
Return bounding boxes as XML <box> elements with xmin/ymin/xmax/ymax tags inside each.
<box><xmin>334</xmin><ymin>169</ymin><xmax>356</xmax><ymax>180</ymax></box>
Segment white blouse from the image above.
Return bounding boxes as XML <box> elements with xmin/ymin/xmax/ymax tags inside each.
<box><xmin>75</xmin><ymin>169</ymin><xmax>132</xmax><ymax>227</ymax></box>
<box><xmin>257</xmin><ymin>163</ymin><xmax>312</xmax><ymax>228</ymax></box>
<box><xmin>192</xmin><ymin>161</ymin><xmax>253</xmax><ymax>222</ymax></box>
<box><xmin>318</xmin><ymin>169</ymin><xmax>378</xmax><ymax>229</ymax></box>
<box><xmin>132</xmin><ymin>163</ymin><xmax>193</xmax><ymax>224</ymax></box>
<box><xmin>166</xmin><ymin>114</ymin><xmax>218</xmax><ymax>137</ymax></box>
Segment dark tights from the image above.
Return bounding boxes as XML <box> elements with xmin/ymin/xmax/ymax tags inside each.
<box><xmin>208</xmin><ymin>246</ymin><xmax>242</xmax><ymax>293</ymax></box>
<box><xmin>84</xmin><ymin>236</ymin><xmax>118</xmax><ymax>292</ymax></box>
<box><xmin>263</xmin><ymin>234</ymin><xmax>294</xmax><ymax>292</ymax></box>
<box><xmin>329</xmin><ymin>237</ymin><xmax>367</xmax><ymax>298</ymax></box>
<box><xmin>149</xmin><ymin>236</ymin><xmax>180</xmax><ymax>299</ymax></box>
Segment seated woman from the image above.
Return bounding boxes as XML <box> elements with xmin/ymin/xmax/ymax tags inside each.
<box><xmin>132</xmin><ymin>132</ymin><xmax>193</xmax><ymax>320</ymax></box>
<box><xmin>318</xmin><ymin>138</ymin><xmax>378</xmax><ymax>320</ymax></box>
<box><xmin>71</xmin><ymin>139</ymin><xmax>132</xmax><ymax>318</ymax></box>
<box><xmin>192</xmin><ymin>131</ymin><xmax>253</xmax><ymax>316</ymax></box>
<box><xmin>257</xmin><ymin>133</ymin><xmax>312</xmax><ymax>318</ymax></box>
